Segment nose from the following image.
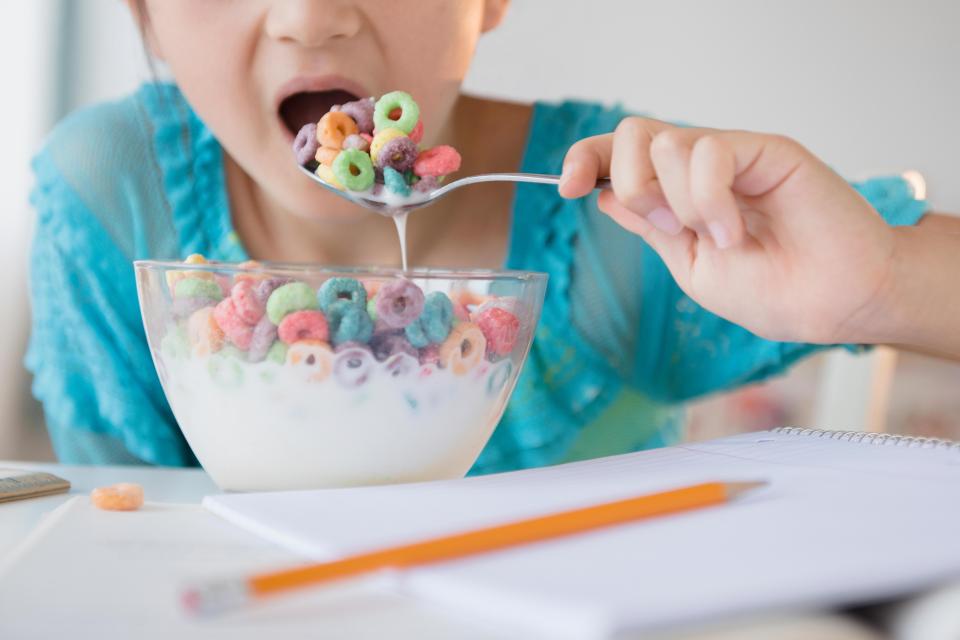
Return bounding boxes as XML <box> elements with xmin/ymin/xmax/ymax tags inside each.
<box><xmin>265</xmin><ymin>0</ymin><xmax>362</xmax><ymax>47</ymax></box>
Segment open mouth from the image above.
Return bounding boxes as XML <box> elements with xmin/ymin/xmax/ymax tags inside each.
<box><xmin>278</xmin><ymin>89</ymin><xmax>360</xmax><ymax>139</ymax></box>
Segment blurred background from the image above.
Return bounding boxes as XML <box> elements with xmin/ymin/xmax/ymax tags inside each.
<box><xmin>2</xmin><ymin>0</ymin><xmax>959</xmax><ymax>462</ymax></box>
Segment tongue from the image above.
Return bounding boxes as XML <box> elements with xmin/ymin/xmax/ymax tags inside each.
<box><xmin>280</xmin><ymin>89</ymin><xmax>359</xmax><ymax>135</ymax></box>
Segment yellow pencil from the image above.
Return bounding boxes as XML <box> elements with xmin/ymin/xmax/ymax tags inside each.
<box><xmin>183</xmin><ymin>480</ymin><xmax>765</xmax><ymax>616</ymax></box>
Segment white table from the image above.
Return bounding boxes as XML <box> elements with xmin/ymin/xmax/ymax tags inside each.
<box><xmin>0</xmin><ymin>461</ymin><xmax>911</xmax><ymax>640</ymax></box>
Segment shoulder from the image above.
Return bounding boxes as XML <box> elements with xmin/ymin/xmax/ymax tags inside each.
<box><xmin>32</xmin><ymin>84</ymin><xmax>186</xmax><ymax>259</ymax></box>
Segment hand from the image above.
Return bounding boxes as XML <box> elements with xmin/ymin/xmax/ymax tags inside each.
<box><xmin>559</xmin><ymin>117</ymin><xmax>898</xmax><ymax>345</ymax></box>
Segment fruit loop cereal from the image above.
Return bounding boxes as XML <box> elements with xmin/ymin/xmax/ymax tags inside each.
<box><xmin>295</xmin><ymin>91</ymin><xmax>461</xmax><ymax>199</ymax></box>
<box><xmin>91</xmin><ymin>483</ymin><xmax>144</xmax><ymax>511</ymax></box>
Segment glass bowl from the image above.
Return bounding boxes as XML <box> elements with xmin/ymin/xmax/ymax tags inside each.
<box><xmin>135</xmin><ymin>260</ymin><xmax>546</xmax><ymax>491</ymax></box>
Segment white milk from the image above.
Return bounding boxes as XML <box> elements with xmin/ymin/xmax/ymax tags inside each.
<box><xmin>157</xmin><ymin>350</ymin><xmax>515</xmax><ymax>491</ymax></box>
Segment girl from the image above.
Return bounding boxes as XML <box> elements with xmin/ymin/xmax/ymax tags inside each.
<box><xmin>27</xmin><ymin>0</ymin><xmax>960</xmax><ymax>470</ymax></box>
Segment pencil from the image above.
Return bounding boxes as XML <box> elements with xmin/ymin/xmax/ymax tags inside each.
<box><xmin>182</xmin><ymin>480</ymin><xmax>765</xmax><ymax>616</ymax></box>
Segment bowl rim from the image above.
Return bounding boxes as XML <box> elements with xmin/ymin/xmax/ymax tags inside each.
<box><xmin>134</xmin><ymin>259</ymin><xmax>548</xmax><ymax>282</ymax></box>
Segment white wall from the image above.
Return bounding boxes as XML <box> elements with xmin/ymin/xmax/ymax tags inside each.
<box><xmin>75</xmin><ymin>0</ymin><xmax>960</xmax><ymax>210</ymax></box>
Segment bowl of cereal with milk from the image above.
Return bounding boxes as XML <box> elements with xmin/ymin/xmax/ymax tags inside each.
<box><xmin>135</xmin><ymin>257</ymin><xmax>546</xmax><ymax>491</ymax></box>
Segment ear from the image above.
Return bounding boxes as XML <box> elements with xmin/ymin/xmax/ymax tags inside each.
<box><xmin>123</xmin><ymin>0</ymin><xmax>165</xmax><ymax>60</ymax></box>
<box><xmin>480</xmin><ymin>0</ymin><xmax>510</xmax><ymax>33</ymax></box>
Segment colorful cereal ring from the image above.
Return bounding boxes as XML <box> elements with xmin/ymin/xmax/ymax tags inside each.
<box><xmin>385</xmin><ymin>352</ymin><xmax>419</xmax><ymax>379</ymax></box>
<box><xmin>317</xmin><ymin>111</ymin><xmax>359</xmax><ymax>148</ymax></box>
<box><xmin>383</xmin><ymin>166</ymin><xmax>411</xmax><ymax>197</ymax></box>
<box><xmin>375</xmin><ymin>279</ymin><xmax>424</xmax><ymax>328</ymax></box>
<box><xmin>171</xmin><ymin>295</ymin><xmax>218</xmax><ymax>320</ymax></box>
<box><xmin>332</xmin><ymin>148</ymin><xmax>375</xmax><ymax>192</ymax></box>
<box><xmin>375</xmin><ymin>136</ymin><xmax>418</xmax><ymax>172</ymax></box>
<box><xmin>266</xmin><ymin>340</ymin><xmax>288</xmax><ymax>364</ymax></box>
<box><xmin>315</xmin><ymin>146</ymin><xmax>340</xmax><ymax>167</ymax></box>
<box><xmin>373</xmin><ymin>91</ymin><xmax>420</xmax><ymax>134</ymax></box>
<box><xmin>333</xmin><ymin>343</ymin><xmax>375</xmax><ymax>388</ymax></box>
<box><xmin>278</xmin><ymin>310</ymin><xmax>329</xmax><ymax>344</ymax></box>
<box><xmin>294</xmin><ymin>123</ymin><xmax>319</xmax><ymax>166</ymax></box>
<box><xmin>175</xmin><ymin>277</ymin><xmax>222</xmax><ymax>301</ymax></box>
<box><xmin>317</xmin><ymin>277</ymin><xmax>367</xmax><ymax>312</ymax></box>
<box><xmin>213</xmin><ymin>298</ymin><xmax>254</xmax><ymax>350</ymax></box>
<box><xmin>326</xmin><ymin>300</ymin><xmax>374</xmax><ymax>346</ymax></box>
<box><xmin>247</xmin><ymin>316</ymin><xmax>278</xmax><ymax>363</ymax></box>
<box><xmin>342</xmin><ymin>134</ymin><xmax>370</xmax><ymax>152</ymax></box>
<box><xmin>474</xmin><ymin>306</ymin><xmax>520</xmax><ymax>358</ymax></box>
<box><xmin>286</xmin><ymin>340</ymin><xmax>333</xmax><ymax>382</ymax></box>
<box><xmin>187</xmin><ymin>307</ymin><xmax>224</xmax><ymax>357</ymax></box>
<box><xmin>369</xmin><ymin>128</ymin><xmax>406</xmax><ymax>164</ymax></box>
<box><xmin>231</xmin><ymin>279</ymin><xmax>266</xmax><ymax>324</ymax></box>
<box><xmin>266</xmin><ymin>282</ymin><xmax>320</xmax><ymax>325</ymax></box>
<box><xmin>439</xmin><ymin>322</ymin><xmax>486</xmax><ymax>375</ymax></box>
<box><xmin>413</xmin><ymin>145</ymin><xmax>461</xmax><ymax>177</ymax></box>
<box><xmin>369</xmin><ymin>331</ymin><xmax>418</xmax><ymax>361</ymax></box>
<box><xmin>316</xmin><ymin>163</ymin><xmax>344</xmax><ymax>189</ymax></box>
<box><xmin>404</xmin><ymin>292</ymin><xmax>454</xmax><ymax>348</ymax></box>
<box><xmin>165</xmin><ymin>254</ymin><xmax>214</xmax><ymax>291</ymax></box>
<box><xmin>339</xmin><ymin>97</ymin><xmax>375</xmax><ymax>134</ymax></box>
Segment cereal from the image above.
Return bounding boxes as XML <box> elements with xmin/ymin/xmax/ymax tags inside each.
<box><xmin>332</xmin><ymin>148</ymin><xmax>376</xmax><ymax>192</ymax></box>
<box><xmin>375</xmin><ymin>279</ymin><xmax>424</xmax><ymax>328</ymax></box>
<box><xmin>383</xmin><ymin>166</ymin><xmax>411</xmax><ymax>197</ymax></box>
<box><xmin>475</xmin><ymin>307</ymin><xmax>520</xmax><ymax>359</ymax></box>
<box><xmin>414</xmin><ymin>175</ymin><xmax>440</xmax><ymax>194</ymax></box>
<box><xmin>165</xmin><ymin>253</ymin><xmax>214</xmax><ymax>291</ymax></box>
<box><xmin>172</xmin><ymin>294</ymin><xmax>219</xmax><ymax>320</ymax></box>
<box><xmin>161</xmin><ymin>324</ymin><xmax>190</xmax><ymax>360</ymax></box>
<box><xmin>278</xmin><ymin>310</ymin><xmax>329</xmax><ymax>344</ymax></box>
<box><xmin>266</xmin><ymin>340</ymin><xmax>288</xmax><ymax>364</ymax></box>
<box><xmin>419</xmin><ymin>344</ymin><xmax>441</xmax><ymax>366</ymax></box>
<box><xmin>286</xmin><ymin>340</ymin><xmax>334</xmax><ymax>382</ymax></box>
<box><xmin>247</xmin><ymin>316</ymin><xmax>278</xmax><ymax>363</ymax></box>
<box><xmin>326</xmin><ymin>300</ymin><xmax>374</xmax><ymax>346</ymax></box>
<box><xmin>333</xmin><ymin>343</ymin><xmax>375</xmax><ymax>388</ymax></box>
<box><xmin>339</xmin><ymin>97</ymin><xmax>375</xmax><ymax>135</ymax></box>
<box><xmin>187</xmin><ymin>307</ymin><xmax>224</xmax><ymax>357</ymax></box>
<box><xmin>231</xmin><ymin>279</ymin><xmax>266</xmax><ymax>325</ymax></box>
<box><xmin>374</xmin><ymin>91</ymin><xmax>420</xmax><ymax>135</ymax></box>
<box><xmin>266</xmin><ymin>282</ymin><xmax>320</xmax><ymax>325</ymax></box>
<box><xmin>369</xmin><ymin>128</ymin><xmax>407</xmax><ymax>165</ymax></box>
<box><xmin>404</xmin><ymin>292</ymin><xmax>454</xmax><ymax>348</ymax></box>
<box><xmin>293</xmin><ymin>123</ymin><xmax>319</xmax><ymax>166</ymax></box>
<box><xmin>317</xmin><ymin>111</ymin><xmax>359</xmax><ymax>148</ymax></box>
<box><xmin>175</xmin><ymin>277</ymin><xmax>223</xmax><ymax>301</ymax></box>
<box><xmin>315</xmin><ymin>146</ymin><xmax>341</xmax><ymax>168</ymax></box>
<box><xmin>316</xmin><ymin>163</ymin><xmax>344</xmax><ymax>189</ymax></box>
<box><xmin>375</xmin><ymin>136</ymin><xmax>418</xmax><ymax>172</ymax></box>
<box><xmin>342</xmin><ymin>134</ymin><xmax>370</xmax><ymax>152</ymax></box>
<box><xmin>318</xmin><ymin>277</ymin><xmax>367</xmax><ymax>312</ymax></box>
<box><xmin>91</xmin><ymin>483</ymin><xmax>144</xmax><ymax>511</ymax></box>
<box><xmin>234</xmin><ymin>260</ymin><xmax>268</xmax><ymax>284</ymax></box>
<box><xmin>413</xmin><ymin>145</ymin><xmax>461</xmax><ymax>178</ymax></box>
<box><xmin>385</xmin><ymin>352</ymin><xmax>419</xmax><ymax>379</ymax></box>
<box><xmin>409</xmin><ymin>119</ymin><xmax>424</xmax><ymax>144</ymax></box>
<box><xmin>208</xmin><ymin>349</ymin><xmax>244</xmax><ymax>388</ymax></box>
<box><xmin>370</xmin><ymin>331</ymin><xmax>418</xmax><ymax>361</ymax></box>
<box><xmin>213</xmin><ymin>298</ymin><xmax>255</xmax><ymax>350</ymax></box>
<box><xmin>439</xmin><ymin>322</ymin><xmax>486</xmax><ymax>375</ymax></box>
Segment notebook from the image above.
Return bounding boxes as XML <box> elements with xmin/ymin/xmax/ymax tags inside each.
<box><xmin>204</xmin><ymin>429</ymin><xmax>960</xmax><ymax>638</ymax></box>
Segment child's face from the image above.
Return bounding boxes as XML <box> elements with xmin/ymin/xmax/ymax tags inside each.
<box><xmin>140</xmin><ymin>0</ymin><xmax>508</xmax><ymax>220</ymax></box>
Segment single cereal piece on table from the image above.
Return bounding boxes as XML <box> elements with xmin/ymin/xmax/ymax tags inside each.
<box><xmin>91</xmin><ymin>483</ymin><xmax>144</xmax><ymax>511</ymax></box>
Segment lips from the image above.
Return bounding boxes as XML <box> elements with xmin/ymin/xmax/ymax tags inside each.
<box><xmin>275</xmin><ymin>76</ymin><xmax>371</xmax><ymax>140</ymax></box>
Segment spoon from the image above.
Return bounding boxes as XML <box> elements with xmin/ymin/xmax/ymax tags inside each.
<box><xmin>298</xmin><ymin>164</ymin><xmax>612</xmax><ymax>216</ymax></box>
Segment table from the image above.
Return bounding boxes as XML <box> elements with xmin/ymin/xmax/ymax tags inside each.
<box><xmin>0</xmin><ymin>461</ymin><xmax>909</xmax><ymax>640</ymax></box>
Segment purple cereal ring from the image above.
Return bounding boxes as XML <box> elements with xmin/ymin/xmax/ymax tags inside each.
<box><xmin>342</xmin><ymin>134</ymin><xmax>370</xmax><ymax>152</ymax></box>
<box><xmin>375</xmin><ymin>279</ymin><xmax>424</xmax><ymax>329</ymax></box>
<box><xmin>293</xmin><ymin>123</ymin><xmax>319</xmax><ymax>166</ymax></box>
<box><xmin>339</xmin><ymin>98</ymin><xmax>375</xmax><ymax>135</ymax></box>
<box><xmin>255</xmin><ymin>277</ymin><xmax>293</xmax><ymax>306</ymax></box>
<box><xmin>375</xmin><ymin>136</ymin><xmax>418</xmax><ymax>172</ymax></box>
<box><xmin>369</xmin><ymin>331</ymin><xmax>418</xmax><ymax>361</ymax></box>
<box><xmin>333</xmin><ymin>343</ymin><xmax>375</xmax><ymax>388</ymax></box>
<box><xmin>247</xmin><ymin>316</ymin><xmax>278</xmax><ymax>362</ymax></box>
<box><xmin>414</xmin><ymin>175</ymin><xmax>440</xmax><ymax>193</ymax></box>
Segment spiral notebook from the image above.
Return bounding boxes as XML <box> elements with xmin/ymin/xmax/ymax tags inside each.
<box><xmin>205</xmin><ymin>428</ymin><xmax>960</xmax><ymax>638</ymax></box>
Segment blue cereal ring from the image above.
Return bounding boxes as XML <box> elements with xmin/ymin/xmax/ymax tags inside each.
<box><xmin>383</xmin><ymin>166</ymin><xmax>411</xmax><ymax>197</ymax></box>
<box><xmin>318</xmin><ymin>277</ymin><xmax>367</xmax><ymax>312</ymax></box>
<box><xmin>404</xmin><ymin>292</ymin><xmax>454</xmax><ymax>347</ymax></box>
<box><xmin>326</xmin><ymin>300</ymin><xmax>374</xmax><ymax>346</ymax></box>
<box><xmin>266</xmin><ymin>282</ymin><xmax>319</xmax><ymax>325</ymax></box>
<box><xmin>373</xmin><ymin>91</ymin><xmax>420</xmax><ymax>135</ymax></box>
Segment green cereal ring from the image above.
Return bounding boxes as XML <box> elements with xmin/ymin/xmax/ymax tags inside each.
<box><xmin>266</xmin><ymin>340</ymin><xmax>288</xmax><ymax>364</ymax></box>
<box><xmin>161</xmin><ymin>324</ymin><xmax>190</xmax><ymax>360</ymax></box>
<box><xmin>175</xmin><ymin>277</ymin><xmax>222</xmax><ymax>301</ymax></box>
<box><xmin>318</xmin><ymin>277</ymin><xmax>367</xmax><ymax>312</ymax></box>
<box><xmin>332</xmin><ymin>148</ymin><xmax>375</xmax><ymax>192</ymax></box>
<box><xmin>207</xmin><ymin>352</ymin><xmax>243</xmax><ymax>388</ymax></box>
<box><xmin>374</xmin><ymin>91</ymin><xmax>420</xmax><ymax>134</ymax></box>
<box><xmin>266</xmin><ymin>282</ymin><xmax>319</xmax><ymax>325</ymax></box>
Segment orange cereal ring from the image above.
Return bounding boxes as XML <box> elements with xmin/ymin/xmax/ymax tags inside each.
<box><xmin>439</xmin><ymin>322</ymin><xmax>487</xmax><ymax>375</ymax></box>
<box><xmin>234</xmin><ymin>260</ymin><xmax>269</xmax><ymax>284</ymax></box>
<box><xmin>315</xmin><ymin>146</ymin><xmax>341</xmax><ymax>167</ymax></box>
<box><xmin>187</xmin><ymin>307</ymin><xmax>224</xmax><ymax>357</ymax></box>
<box><xmin>286</xmin><ymin>339</ymin><xmax>334</xmax><ymax>382</ymax></box>
<box><xmin>91</xmin><ymin>483</ymin><xmax>144</xmax><ymax>511</ymax></box>
<box><xmin>317</xmin><ymin>111</ymin><xmax>359</xmax><ymax>149</ymax></box>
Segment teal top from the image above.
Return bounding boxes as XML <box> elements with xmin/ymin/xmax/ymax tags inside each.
<box><xmin>26</xmin><ymin>84</ymin><xmax>928</xmax><ymax>470</ymax></box>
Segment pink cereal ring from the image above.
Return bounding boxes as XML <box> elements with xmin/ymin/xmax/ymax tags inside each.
<box><xmin>409</xmin><ymin>120</ymin><xmax>424</xmax><ymax>144</ymax></box>
<box><xmin>413</xmin><ymin>145</ymin><xmax>461</xmax><ymax>178</ymax></box>
<box><xmin>91</xmin><ymin>483</ymin><xmax>144</xmax><ymax>511</ymax></box>
<box><xmin>231</xmin><ymin>279</ymin><xmax>266</xmax><ymax>324</ymax></box>
<box><xmin>187</xmin><ymin>307</ymin><xmax>224</xmax><ymax>357</ymax></box>
<box><xmin>475</xmin><ymin>306</ymin><xmax>520</xmax><ymax>358</ymax></box>
<box><xmin>278</xmin><ymin>310</ymin><xmax>329</xmax><ymax>344</ymax></box>
<box><xmin>213</xmin><ymin>298</ymin><xmax>254</xmax><ymax>350</ymax></box>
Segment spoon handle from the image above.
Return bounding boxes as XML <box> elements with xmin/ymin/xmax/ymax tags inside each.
<box><xmin>450</xmin><ymin>173</ymin><xmax>612</xmax><ymax>190</ymax></box>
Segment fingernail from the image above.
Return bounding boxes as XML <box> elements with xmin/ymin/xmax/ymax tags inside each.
<box><xmin>647</xmin><ymin>207</ymin><xmax>684</xmax><ymax>235</ymax></box>
<box><xmin>559</xmin><ymin>162</ymin><xmax>576</xmax><ymax>189</ymax></box>
<box><xmin>708</xmin><ymin>222</ymin><xmax>732</xmax><ymax>249</ymax></box>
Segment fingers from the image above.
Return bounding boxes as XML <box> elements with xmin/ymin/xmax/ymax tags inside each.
<box><xmin>559</xmin><ymin>134</ymin><xmax>613</xmax><ymax>199</ymax></box>
<box><xmin>609</xmin><ymin>117</ymin><xmax>671</xmax><ymax>213</ymax></box>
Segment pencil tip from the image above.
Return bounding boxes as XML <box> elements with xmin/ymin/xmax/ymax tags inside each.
<box><xmin>724</xmin><ymin>480</ymin><xmax>768</xmax><ymax>498</ymax></box>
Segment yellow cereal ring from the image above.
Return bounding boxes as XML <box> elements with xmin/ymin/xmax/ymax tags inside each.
<box><xmin>317</xmin><ymin>111</ymin><xmax>359</xmax><ymax>149</ymax></box>
<box><xmin>165</xmin><ymin>253</ymin><xmax>215</xmax><ymax>291</ymax></box>
<box><xmin>439</xmin><ymin>322</ymin><xmax>487</xmax><ymax>375</ymax></box>
<box><xmin>91</xmin><ymin>483</ymin><xmax>144</xmax><ymax>511</ymax></box>
<box><xmin>315</xmin><ymin>146</ymin><xmax>341</xmax><ymax>168</ymax></box>
<box><xmin>316</xmin><ymin>163</ymin><xmax>344</xmax><ymax>189</ymax></box>
<box><xmin>369</xmin><ymin>128</ymin><xmax>406</xmax><ymax>164</ymax></box>
<box><xmin>286</xmin><ymin>339</ymin><xmax>334</xmax><ymax>382</ymax></box>
<box><xmin>187</xmin><ymin>306</ymin><xmax>224</xmax><ymax>357</ymax></box>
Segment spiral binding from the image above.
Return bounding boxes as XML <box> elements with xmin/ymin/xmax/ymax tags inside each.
<box><xmin>773</xmin><ymin>427</ymin><xmax>960</xmax><ymax>452</ymax></box>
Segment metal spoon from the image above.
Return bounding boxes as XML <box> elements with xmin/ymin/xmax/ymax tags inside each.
<box><xmin>298</xmin><ymin>164</ymin><xmax>612</xmax><ymax>216</ymax></box>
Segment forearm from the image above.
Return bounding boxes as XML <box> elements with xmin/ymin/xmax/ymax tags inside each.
<box><xmin>863</xmin><ymin>213</ymin><xmax>960</xmax><ymax>359</ymax></box>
